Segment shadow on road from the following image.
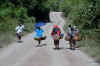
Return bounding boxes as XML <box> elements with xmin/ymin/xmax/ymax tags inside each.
<box><xmin>17</xmin><ymin>40</ymin><xmax>23</xmax><ymax>43</ymax></box>
<box><xmin>53</xmin><ymin>47</ymin><xmax>65</xmax><ymax>50</ymax></box>
<box><xmin>36</xmin><ymin>44</ymin><xmax>47</xmax><ymax>47</ymax></box>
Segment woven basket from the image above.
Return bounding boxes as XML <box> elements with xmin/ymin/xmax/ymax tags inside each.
<box><xmin>73</xmin><ymin>36</ymin><xmax>80</xmax><ymax>41</ymax></box>
<box><xmin>65</xmin><ymin>36</ymin><xmax>71</xmax><ymax>41</ymax></box>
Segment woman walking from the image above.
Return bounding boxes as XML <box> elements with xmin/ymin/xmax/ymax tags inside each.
<box><xmin>15</xmin><ymin>23</ymin><xmax>24</xmax><ymax>41</ymax></box>
<box><xmin>33</xmin><ymin>27</ymin><xmax>45</xmax><ymax>46</ymax></box>
<box><xmin>51</xmin><ymin>24</ymin><xmax>61</xmax><ymax>49</ymax></box>
<box><xmin>73</xmin><ymin>26</ymin><xmax>80</xmax><ymax>48</ymax></box>
<box><xmin>65</xmin><ymin>25</ymin><xmax>75</xmax><ymax>50</ymax></box>
<box><xmin>65</xmin><ymin>25</ymin><xmax>80</xmax><ymax>50</ymax></box>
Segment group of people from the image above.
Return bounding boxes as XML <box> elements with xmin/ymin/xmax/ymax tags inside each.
<box><xmin>15</xmin><ymin>23</ymin><xmax>80</xmax><ymax>50</ymax></box>
<box><xmin>51</xmin><ymin>24</ymin><xmax>80</xmax><ymax>50</ymax></box>
<box><xmin>33</xmin><ymin>24</ymin><xmax>80</xmax><ymax>50</ymax></box>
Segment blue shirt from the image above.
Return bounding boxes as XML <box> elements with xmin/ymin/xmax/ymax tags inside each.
<box><xmin>34</xmin><ymin>28</ymin><xmax>44</xmax><ymax>38</ymax></box>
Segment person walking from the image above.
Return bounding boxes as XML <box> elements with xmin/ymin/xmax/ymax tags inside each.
<box><xmin>73</xmin><ymin>26</ymin><xmax>80</xmax><ymax>48</ymax></box>
<box><xmin>33</xmin><ymin>27</ymin><xmax>44</xmax><ymax>46</ymax></box>
<box><xmin>66</xmin><ymin>25</ymin><xmax>75</xmax><ymax>50</ymax></box>
<box><xmin>15</xmin><ymin>24</ymin><xmax>24</xmax><ymax>41</ymax></box>
<box><xmin>51</xmin><ymin>24</ymin><xmax>61</xmax><ymax>49</ymax></box>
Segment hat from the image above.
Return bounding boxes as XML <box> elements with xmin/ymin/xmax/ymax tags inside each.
<box><xmin>53</xmin><ymin>24</ymin><xmax>58</xmax><ymax>28</ymax></box>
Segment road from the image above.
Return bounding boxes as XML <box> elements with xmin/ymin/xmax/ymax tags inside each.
<box><xmin>0</xmin><ymin>12</ymin><xmax>99</xmax><ymax>66</ymax></box>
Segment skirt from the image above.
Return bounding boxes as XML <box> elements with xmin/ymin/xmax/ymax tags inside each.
<box><xmin>34</xmin><ymin>36</ymin><xmax>46</xmax><ymax>41</ymax></box>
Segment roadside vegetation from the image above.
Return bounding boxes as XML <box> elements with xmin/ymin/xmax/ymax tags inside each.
<box><xmin>47</xmin><ymin>0</ymin><xmax>100</xmax><ymax>63</ymax></box>
<box><xmin>0</xmin><ymin>0</ymin><xmax>49</xmax><ymax>47</ymax></box>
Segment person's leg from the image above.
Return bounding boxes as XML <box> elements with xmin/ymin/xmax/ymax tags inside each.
<box><xmin>54</xmin><ymin>40</ymin><xmax>56</xmax><ymax>49</ymax></box>
<box><xmin>19</xmin><ymin>33</ymin><xmax>22</xmax><ymax>40</ymax></box>
<box><xmin>71</xmin><ymin>39</ymin><xmax>76</xmax><ymax>50</ymax></box>
<box><xmin>17</xmin><ymin>33</ymin><xmax>20</xmax><ymax>40</ymax></box>
<box><xmin>54</xmin><ymin>39</ymin><xmax>60</xmax><ymax>49</ymax></box>
<box><xmin>69</xmin><ymin>39</ymin><xmax>73</xmax><ymax>49</ymax></box>
<box><xmin>73</xmin><ymin>39</ymin><xmax>76</xmax><ymax>48</ymax></box>
<box><xmin>19</xmin><ymin>35</ymin><xmax>21</xmax><ymax>40</ymax></box>
<box><xmin>38</xmin><ymin>40</ymin><xmax>41</xmax><ymax>45</ymax></box>
<box><xmin>56</xmin><ymin>40</ymin><xmax>59</xmax><ymax>49</ymax></box>
<box><xmin>54</xmin><ymin>40</ymin><xmax>58</xmax><ymax>49</ymax></box>
<box><xmin>36</xmin><ymin>40</ymin><xmax>41</xmax><ymax>47</ymax></box>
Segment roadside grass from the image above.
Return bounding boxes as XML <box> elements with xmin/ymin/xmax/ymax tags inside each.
<box><xmin>77</xmin><ymin>39</ymin><xmax>100</xmax><ymax>63</ymax></box>
<box><xmin>0</xmin><ymin>32</ymin><xmax>15</xmax><ymax>48</ymax></box>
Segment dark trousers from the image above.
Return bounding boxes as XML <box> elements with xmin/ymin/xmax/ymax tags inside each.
<box><xmin>16</xmin><ymin>33</ymin><xmax>21</xmax><ymax>40</ymax></box>
<box><xmin>54</xmin><ymin>40</ymin><xmax>59</xmax><ymax>49</ymax></box>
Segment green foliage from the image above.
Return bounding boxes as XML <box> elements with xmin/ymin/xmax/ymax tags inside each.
<box><xmin>47</xmin><ymin>0</ymin><xmax>59</xmax><ymax>11</ymax></box>
<box><xmin>15</xmin><ymin>7</ymin><xmax>27</xmax><ymax>19</ymax></box>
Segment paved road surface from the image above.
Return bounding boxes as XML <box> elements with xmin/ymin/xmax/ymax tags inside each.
<box><xmin>0</xmin><ymin>12</ymin><xmax>99</xmax><ymax>66</ymax></box>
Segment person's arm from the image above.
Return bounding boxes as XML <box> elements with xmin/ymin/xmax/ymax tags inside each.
<box><xmin>32</xmin><ymin>30</ymin><xmax>34</xmax><ymax>33</ymax></box>
<box><xmin>33</xmin><ymin>28</ymin><xmax>36</xmax><ymax>33</ymax></box>
<box><xmin>15</xmin><ymin>27</ymin><xmax>18</xmax><ymax>32</ymax></box>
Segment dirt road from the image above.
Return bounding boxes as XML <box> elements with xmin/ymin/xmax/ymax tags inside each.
<box><xmin>0</xmin><ymin>12</ymin><xmax>99</xmax><ymax>66</ymax></box>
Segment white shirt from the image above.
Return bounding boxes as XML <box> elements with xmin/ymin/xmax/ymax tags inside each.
<box><xmin>16</xmin><ymin>26</ymin><xmax>23</xmax><ymax>33</ymax></box>
<box><xmin>68</xmin><ymin>28</ymin><xmax>72</xmax><ymax>34</ymax></box>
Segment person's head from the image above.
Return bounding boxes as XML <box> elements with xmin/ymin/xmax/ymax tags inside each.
<box><xmin>68</xmin><ymin>24</ymin><xmax>71</xmax><ymax>28</ymax></box>
<box><xmin>53</xmin><ymin>24</ymin><xmax>59</xmax><ymax>28</ymax></box>
<box><xmin>73</xmin><ymin>26</ymin><xmax>77</xmax><ymax>29</ymax></box>
<box><xmin>18</xmin><ymin>23</ymin><xmax>22</xmax><ymax>27</ymax></box>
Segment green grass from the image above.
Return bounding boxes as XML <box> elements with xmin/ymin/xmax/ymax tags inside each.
<box><xmin>77</xmin><ymin>39</ymin><xmax>100</xmax><ymax>63</ymax></box>
<box><xmin>0</xmin><ymin>32</ymin><xmax>15</xmax><ymax>48</ymax></box>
